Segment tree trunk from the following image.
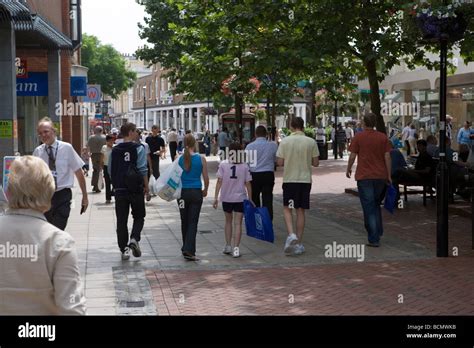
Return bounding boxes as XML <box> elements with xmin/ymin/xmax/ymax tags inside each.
<box><xmin>235</xmin><ymin>93</ymin><xmax>243</xmax><ymax>144</ymax></box>
<box><xmin>266</xmin><ymin>95</ymin><xmax>271</xmax><ymax>126</ymax></box>
<box><xmin>365</xmin><ymin>58</ymin><xmax>386</xmax><ymax>134</ymax></box>
<box><xmin>310</xmin><ymin>84</ymin><xmax>317</xmax><ymax>126</ymax></box>
<box><xmin>271</xmin><ymin>86</ymin><xmax>277</xmax><ymax>132</ymax></box>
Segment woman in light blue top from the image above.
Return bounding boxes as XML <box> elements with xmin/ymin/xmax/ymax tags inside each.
<box><xmin>178</xmin><ymin>134</ymin><xmax>210</xmax><ymax>261</ymax></box>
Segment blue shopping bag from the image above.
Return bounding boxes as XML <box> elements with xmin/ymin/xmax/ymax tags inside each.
<box><xmin>384</xmin><ymin>184</ymin><xmax>397</xmax><ymax>214</ymax></box>
<box><xmin>243</xmin><ymin>199</ymin><xmax>274</xmax><ymax>243</ymax></box>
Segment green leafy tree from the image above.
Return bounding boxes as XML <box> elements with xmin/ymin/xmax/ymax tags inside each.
<box><xmin>81</xmin><ymin>34</ymin><xmax>136</xmax><ymax>99</ymax></box>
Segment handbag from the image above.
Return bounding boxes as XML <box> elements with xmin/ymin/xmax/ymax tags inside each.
<box><xmin>384</xmin><ymin>184</ymin><xmax>397</xmax><ymax>214</ymax></box>
<box><xmin>243</xmin><ymin>199</ymin><xmax>274</xmax><ymax>243</ymax></box>
<box><xmin>154</xmin><ymin>157</ymin><xmax>183</xmax><ymax>201</ymax></box>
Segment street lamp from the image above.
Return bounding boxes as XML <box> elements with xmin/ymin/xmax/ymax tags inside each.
<box><xmin>143</xmin><ymin>85</ymin><xmax>147</xmax><ymax>131</ymax></box>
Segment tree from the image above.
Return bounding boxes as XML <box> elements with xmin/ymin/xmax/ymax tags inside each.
<box><xmin>81</xmin><ymin>34</ymin><xmax>136</xmax><ymax>99</ymax></box>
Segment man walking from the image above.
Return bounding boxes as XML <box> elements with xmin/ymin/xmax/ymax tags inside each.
<box><xmin>33</xmin><ymin>117</ymin><xmax>89</xmax><ymax>230</ymax></box>
<box><xmin>109</xmin><ymin>123</ymin><xmax>149</xmax><ymax>260</ymax></box>
<box><xmin>346</xmin><ymin>113</ymin><xmax>392</xmax><ymax>247</ymax></box>
<box><xmin>87</xmin><ymin>126</ymin><xmax>106</xmax><ymax>193</ymax></box>
<box><xmin>218</xmin><ymin>127</ymin><xmax>231</xmax><ymax>158</ymax></box>
<box><xmin>457</xmin><ymin>121</ymin><xmax>474</xmax><ymax>147</ymax></box>
<box><xmin>246</xmin><ymin>125</ymin><xmax>278</xmax><ymax>220</ymax></box>
<box><xmin>167</xmin><ymin>128</ymin><xmax>178</xmax><ymax>161</ymax></box>
<box><xmin>277</xmin><ymin>117</ymin><xmax>319</xmax><ymax>255</ymax></box>
<box><xmin>146</xmin><ymin>125</ymin><xmax>166</xmax><ymax>179</ymax></box>
<box><xmin>102</xmin><ymin>134</ymin><xmax>115</xmax><ymax>204</ymax></box>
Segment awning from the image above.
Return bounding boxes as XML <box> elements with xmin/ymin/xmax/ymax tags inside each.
<box><xmin>0</xmin><ymin>0</ymin><xmax>72</xmax><ymax>49</ymax></box>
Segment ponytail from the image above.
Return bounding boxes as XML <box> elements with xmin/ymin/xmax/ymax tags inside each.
<box><xmin>183</xmin><ymin>134</ymin><xmax>196</xmax><ymax>171</ymax></box>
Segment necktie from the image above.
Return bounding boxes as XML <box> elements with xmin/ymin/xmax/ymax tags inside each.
<box><xmin>47</xmin><ymin>145</ymin><xmax>57</xmax><ymax>189</ymax></box>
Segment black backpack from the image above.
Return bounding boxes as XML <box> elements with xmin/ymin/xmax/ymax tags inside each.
<box><xmin>111</xmin><ymin>142</ymin><xmax>144</xmax><ymax>194</ymax></box>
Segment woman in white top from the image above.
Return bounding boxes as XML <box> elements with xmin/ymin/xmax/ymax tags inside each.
<box><xmin>0</xmin><ymin>156</ymin><xmax>86</xmax><ymax>315</ymax></box>
<box><xmin>408</xmin><ymin>124</ymin><xmax>417</xmax><ymax>155</ymax></box>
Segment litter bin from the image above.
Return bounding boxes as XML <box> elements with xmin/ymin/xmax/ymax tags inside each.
<box><xmin>317</xmin><ymin>141</ymin><xmax>328</xmax><ymax>160</ymax></box>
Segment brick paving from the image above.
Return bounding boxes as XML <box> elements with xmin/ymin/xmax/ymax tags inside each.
<box><xmin>146</xmin><ymin>257</ymin><xmax>473</xmax><ymax>315</ymax></box>
<box><xmin>65</xmin><ymin>154</ymin><xmax>473</xmax><ymax>316</ymax></box>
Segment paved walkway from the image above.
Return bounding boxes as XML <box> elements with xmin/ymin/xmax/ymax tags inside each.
<box><xmin>66</xmin><ymin>154</ymin><xmax>474</xmax><ymax>315</ymax></box>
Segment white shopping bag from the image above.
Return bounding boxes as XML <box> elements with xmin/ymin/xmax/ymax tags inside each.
<box><xmin>98</xmin><ymin>171</ymin><xmax>104</xmax><ymax>190</ymax></box>
<box><xmin>148</xmin><ymin>175</ymin><xmax>157</xmax><ymax>195</ymax></box>
<box><xmin>154</xmin><ymin>157</ymin><xmax>183</xmax><ymax>201</ymax></box>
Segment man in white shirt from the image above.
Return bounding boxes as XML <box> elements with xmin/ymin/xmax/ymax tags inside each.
<box><xmin>33</xmin><ymin>117</ymin><xmax>88</xmax><ymax>230</ymax></box>
<box><xmin>401</xmin><ymin>123</ymin><xmax>411</xmax><ymax>154</ymax></box>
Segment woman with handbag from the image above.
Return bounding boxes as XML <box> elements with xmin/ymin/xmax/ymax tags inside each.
<box><xmin>178</xmin><ymin>134</ymin><xmax>210</xmax><ymax>261</ymax></box>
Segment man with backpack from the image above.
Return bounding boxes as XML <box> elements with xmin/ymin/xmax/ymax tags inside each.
<box><xmin>109</xmin><ymin>123</ymin><xmax>149</xmax><ymax>260</ymax></box>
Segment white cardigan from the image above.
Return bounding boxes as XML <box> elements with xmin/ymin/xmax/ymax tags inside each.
<box><xmin>0</xmin><ymin>209</ymin><xmax>86</xmax><ymax>315</ymax></box>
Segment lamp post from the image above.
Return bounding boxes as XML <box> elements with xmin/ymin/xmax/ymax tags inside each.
<box><xmin>437</xmin><ymin>33</ymin><xmax>449</xmax><ymax>257</ymax></box>
<box><xmin>143</xmin><ymin>85</ymin><xmax>147</xmax><ymax>131</ymax></box>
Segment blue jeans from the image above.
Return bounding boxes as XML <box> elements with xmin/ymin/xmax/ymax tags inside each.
<box><xmin>357</xmin><ymin>179</ymin><xmax>386</xmax><ymax>244</ymax></box>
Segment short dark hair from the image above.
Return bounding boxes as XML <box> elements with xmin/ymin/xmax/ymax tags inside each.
<box><xmin>255</xmin><ymin>125</ymin><xmax>267</xmax><ymax>137</ymax></box>
<box><xmin>417</xmin><ymin>139</ymin><xmax>427</xmax><ymax>147</ymax></box>
<box><xmin>363</xmin><ymin>113</ymin><xmax>377</xmax><ymax>128</ymax></box>
<box><xmin>120</xmin><ymin>123</ymin><xmax>136</xmax><ymax>137</ymax></box>
<box><xmin>152</xmin><ymin>125</ymin><xmax>159</xmax><ymax>130</ymax></box>
<box><xmin>106</xmin><ymin>134</ymin><xmax>114</xmax><ymax>141</ymax></box>
<box><xmin>290</xmin><ymin>117</ymin><xmax>304</xmax><ymax>130</ymax></box>
<box><xmin>223</xmin><ymin>127</ymin><xmax>228</xmax><ymax>132</ymax></box>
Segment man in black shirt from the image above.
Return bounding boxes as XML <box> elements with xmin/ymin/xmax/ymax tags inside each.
<box><xmin>393</xmin><ymin>139</ymin><xmax>435</xmax><ymax>187</ymax></box>
<box><xmin>145</xmin><ymin>125</ymin><xmax>165</xmax><ymax>180</ymax></box>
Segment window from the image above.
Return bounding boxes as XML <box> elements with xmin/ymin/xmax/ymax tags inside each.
<box><xmin>161</xmin><ymin>78</ymin><xmax>166</xmax><ymax>92</ymax></box>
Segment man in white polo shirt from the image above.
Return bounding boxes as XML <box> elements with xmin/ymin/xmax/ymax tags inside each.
<box><xmin>33</xmin><ymin>117</ymin><xmax>89</xmax><ymax>230</ymax></box>
<box><xmin>276</xmin><ymin>117</ymin><xmax>319</xmax><ymax>256</ymax></box>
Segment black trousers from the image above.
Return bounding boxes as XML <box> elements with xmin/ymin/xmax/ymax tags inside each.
<box><xmin>178</xmin><ymin>189</ymin><xmax>203</xmax><ymax>256</ymax></box>
<box><xmin>169</xmin><ymin>141</ymin><xmax>177</xmax><ymax>161</ymax></box>
<box><xmin>45</xmin><ymin>188</ymin><xmax>72</xmax><ymax>230</ymax></box>
<box><xmin>150</xmin><ymin>155</ymin><xmax>160</xmax><ymax>180</ymax></box>
<box><xmin>251</xmin><ymin>171</ymin><xmax>275</xmax><ymax>220</ymax></box>
<box><xmin>115</xmin><ymin>193</ymin><xmax>146</xmax><ymax>252</ymax></box>
<box><xmin>103</xmin><ymin>165</ymin><xmax>112</xmax><ymax>201</ymax></box>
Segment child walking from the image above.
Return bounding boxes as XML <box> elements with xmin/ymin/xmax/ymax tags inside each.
<box><xmin>213</xmin><ymin>142</ymin><xmax>253</xmax><ymax>258</ymax></box>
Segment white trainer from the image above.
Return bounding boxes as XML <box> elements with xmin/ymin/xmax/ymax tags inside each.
<box><xmin>284</xmin><ymin>233</ymin><xmax>298</xmax><ymax>254</ymax></box>
<box><xmin>121</xmin><ymin>247</ymin><xmax>131</xmax><ymax>261</ymax></box>
<box><xmin>294</xmin><ymin>244</ymin><xmax>305</xmax><ymax>255</ymax></box>
<box><xmin>223</xmin><ymin>245</ymin><xmax>233</xmax><ymax>255</ymax></box>
<box><xmin>232</xmin><ymin>247</ymin><xmax>241</xmax><ymax>258</ymax></box>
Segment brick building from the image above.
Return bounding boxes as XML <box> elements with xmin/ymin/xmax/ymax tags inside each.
<box><xmin>0</xmin><ymin>0</ymin><xmax>84</xmax><ymax>182</ymax></box>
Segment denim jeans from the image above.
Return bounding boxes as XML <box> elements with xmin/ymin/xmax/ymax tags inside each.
<box><xmin>178</xmin><ymin>188</ymin><xmax>203</xmax><ymax>256</ymax></box>
<box><xmin>357</xmin><ymin>179</ymin><xmax>387</xmax><ymax>244</ymax></box>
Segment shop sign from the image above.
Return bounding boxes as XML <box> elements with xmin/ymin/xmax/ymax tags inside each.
<box><xmin>16</xmin><ymin>72</ymin><xmax>48</xmax><ymax>96</ymax></box>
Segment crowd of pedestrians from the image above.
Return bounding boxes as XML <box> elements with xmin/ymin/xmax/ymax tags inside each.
<box><xmin>2</xmin><ymin>111</ymin><xmax>473</xmax><ymax>315</ymax></box>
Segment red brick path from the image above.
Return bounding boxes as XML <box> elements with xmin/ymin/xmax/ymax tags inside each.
<box><xmin>146</xmin><ymin>257</ymin><xmax>473</xmax><ymax>315</ymax></box>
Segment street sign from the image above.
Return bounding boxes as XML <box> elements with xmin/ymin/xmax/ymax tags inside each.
<box><xmin>84</xmin><ymin>84</ymin><xmax>102</xmax><ymax>103</ymax></box>
<box><xmin>70</xmin><ymin>76</ymin><xmax>87</xmax><ymax>96</ymax></box>
<box><xmin>16</xmin><ymin>72</ymin><xmax>48</xmax><ymax>96</ymax></box>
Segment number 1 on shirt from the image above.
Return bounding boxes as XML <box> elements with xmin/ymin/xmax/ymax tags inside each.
<box><xmin>230</xmin><ymin>165</ymin><xmax>237</xmax><ymax>179</ymax></box>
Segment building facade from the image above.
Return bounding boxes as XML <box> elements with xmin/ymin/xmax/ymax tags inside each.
<box><xmin>0</xmin><ymin>0</ymin><xmax>84</xmax><ymax>182</ymax></box>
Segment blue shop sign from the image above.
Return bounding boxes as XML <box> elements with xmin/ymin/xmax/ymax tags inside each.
<box><xmin>71</xmin><ymin>76</ymin><xmax>87</xmax><ymax>96</ymax></box>
<box><xmin>16</xmin><ymin>72</ymin><xmax>48</xmax><ymax>96</ymax></box>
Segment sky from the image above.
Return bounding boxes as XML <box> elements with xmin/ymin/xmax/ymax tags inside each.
<box><xmin>82</xmin><ymin>0</ymin><xmax>149</xmax><ymax>54</ymax></box>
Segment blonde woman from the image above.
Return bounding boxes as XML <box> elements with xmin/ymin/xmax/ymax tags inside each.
<box><xmin>0</xmin><ymin>156</ymin><xmax>86</xmax><ymax>315</ymax></box>
<box><xmin>178</xmin><ymin>134</ymin><xmax>210</xmax><ymax>261</ymax></box>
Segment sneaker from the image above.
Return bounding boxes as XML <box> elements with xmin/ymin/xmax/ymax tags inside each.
<box><xmin>284</xmin><ymin>233</ymin><xmax>298</xmax><ymax>254</ymax></box>
<box><xmin>129</xmin><ymin>238</ymin><xmax>142</xmax><ymax>257</ymax></box>
<box><xmin>121</xmin><ymin>247</ymin><xmax>131</xmax><ymax>261</ymax></box>
<box><xmin>223</xmin><ymin>245</ymin><xmax>233</xmax><ymax>255</ymax></box>
<box><xmin>366</xmin><ymin>242</ymin><xmax>380</xmax><ymax>247</ymax></box>
<box><xmin>294</xmin><ymin>244</ymin><xmax>305</xmax><ymax>255</ymax></box>
<box><xmin>232</xmin><ymin>247</ymin><xmax>241</xmax><ymax>258</ymax></box>
<box><xmin>105</xmin><ymin>200</ymin><xmax>111</xmax><ymax>204</ymax></box>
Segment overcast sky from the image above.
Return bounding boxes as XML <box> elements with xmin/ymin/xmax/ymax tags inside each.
<box><xmin>82</xmin><ymin>0</ymin><xmax>149</xmax><ymax>54</ymax></box>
